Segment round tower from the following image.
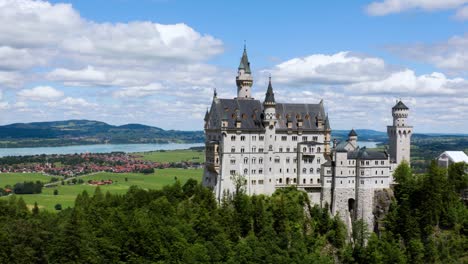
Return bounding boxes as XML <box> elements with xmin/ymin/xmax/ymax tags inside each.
<box><xmin>387</xmin><ymin>100</ymin><xmax>413</xmax><ymax>165</ymax></box>
<box><xmin>236</xmin><ymin>45</ymin><xmax>253</xmax><ymax>99</ymax></box>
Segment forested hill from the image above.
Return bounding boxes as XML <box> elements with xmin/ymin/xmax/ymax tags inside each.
<box><xmin>0</xmin><ymin>120</ymin><xmax>204</xmax><ymax>148</ymax></box>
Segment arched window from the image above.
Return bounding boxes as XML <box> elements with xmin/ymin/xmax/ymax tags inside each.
<box><xmin>303</xmin><ymin>147</ymin><xmax>307</xmax><ymax>153</ymax></box>
<box><xmin>243</xmin><ymin>169</ymin><xmax>248</xmax><ymax>175</ymax></box>
<box><xmin>302</xmin><ymin>168</ymin><xmax>307</xmax><ymax>173</ymax></box>
<box><xmin>317</xmin><ymin>168</ymin><xmax>320</xmax><ymax>173</ymax></box>
<box><xmin>310</xmin><ymin>168</ymin><xmax>313</xmax><ymax>173</ymax></box>
<box><xmin>231</xmin><ymin>135</ymin><xmax>236</xmax><ymax>141</ymax></box>
<box><xmin>279</xmin><ymin>178</ymin><xmax>282</xmax><ymax>184</ymax></box>
<box><xmin>303</xmin><ymin>179</ymin><xmax>306</xmax><ymax>184</ymax></box>
<box><xmin>317</xmin><ymin>147</ymin><xmax>321</xmax><ymax>153</ymax></box>
<box><xmin>244</xmin><ymin>157</ymin><xmax>248</xmax><ymax>164</ymax></box>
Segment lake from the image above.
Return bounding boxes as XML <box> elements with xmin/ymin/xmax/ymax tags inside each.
<box><xmin>0</xmin><ymin>141</ymin><xmax>380</xmax><ymax>157</ymax></box>
<box><xmin>0</xmin><ymin>143</ymin><xmax>204</xmax><ymax>157</ymax></box>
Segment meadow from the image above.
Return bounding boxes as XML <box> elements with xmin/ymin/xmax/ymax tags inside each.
<box><xmin>1</xmin><ymin>168</ymin><xmax>202</xmax><ymax>211</ymax></box>
<box><xmin>0</xmin><ymin>172</ymin><xmax>58</xmax><ymax>187</ymax></box>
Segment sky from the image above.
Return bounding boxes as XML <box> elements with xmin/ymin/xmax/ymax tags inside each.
<box><xmin>0</xmin><ymin>0</ymin><xmax>467</xmax><ymax>133</ymax></box>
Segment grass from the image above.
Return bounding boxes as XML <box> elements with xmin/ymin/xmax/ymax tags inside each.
<box><xmin>1</xmin><ymin>168</ymin><xmax>203</xmax><ymax>212</ymax></box>
<box><xmin>0</xmin><ymin>172</ymin><xmax>58</xmax><ymax>187</ymax></box>
<box><xmin>133</xmin><ymin>149</ymin><xmax>205</xmax><ymax>163</ymax></box>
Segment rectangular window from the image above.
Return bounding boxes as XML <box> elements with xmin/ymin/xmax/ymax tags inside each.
<box><xmin>292</xmin><ymin>136</ymin><xmax>297</xmax><ymax>141</ymax></box>
<box><xmin>259</xmin><ymin>148</ymin><xmax>264</xmax><ymax>153</ymax></box>
<box><xmin>259</xmin><ymin>180</ymin><xmax>264</xmax><ymax>184</ymax></box>
<box><xmin>275</xmin><ymin>158</ymin><xmax>280</xmax><ymax>163</ymax></box>
<box><xmin>252</xmin><ymin>136</ymin><xmax>256</xmax><ymax>141</ymax></box>
<box><xmin>241</xmin><ymin>136</ymin><xmax>245</xmax><ymax>141</ymax></box>
<box><xmin>230</xmin><ymin>159</ymin><xmax>236</xmax><ymax>164</ymax></box>
<box><xmin>302</xmin><ymin>136</ymin><xmax>307</xmax><ymax>141</ymax></box>
<box><xmin>230</xmin><ymin>170</ymin><xmax>236</xmax><ymax>175</ymax></box>
<box><xmin>279</xmin><ymin>147</ymin><xmax>283</xmax><ymax>152</ymax></box>
<box><xmin>231</xmin><ymin>148</ymin><xmax>235</xmax><ymax>153</ymax></box>
<box><xmin>281</xmin><ymin>136</ymin><xmax>287</xmax><ymax>141</ymax></box>
<box><xmin>259</xmin><ymin>136</ymin><xmax>264</xmax><ymax>141</ymax></box>
<box><xmin>313</xmin><ymin>136</ymin><xmax>318</xmax><ymax>141</ymax></box>
<box><xmin>259</xmin><ymin>169</ymin><xmax>263</xmax><ymax>174</ymax></box>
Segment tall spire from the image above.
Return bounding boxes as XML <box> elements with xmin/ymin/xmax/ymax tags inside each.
<box><xmin>236</xmin><ymin>43</ymin><xmax>253</xmax><ymax>99</ymax></box>
<box><xmin>213</xmin><ymin>88</ymin><xmax>217</xmax><ymax>99</ymax></box>
<box><xmin>264</xmin><ymin>76</ymin><xmax>276</xmax><ymax>105</ymax></box>
<box><xmin>238</xmin><ymin>44</ymin><xmax>251</xmax><ymax>74</ymax></box>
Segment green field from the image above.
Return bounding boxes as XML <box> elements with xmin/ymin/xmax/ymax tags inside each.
<box><xmin>1</xmin><ymin>168</ymin><xmax>202</xmax><ymax>211</ymax></box>
<box><xmin>0</xmin><ymin>173</ymin><xmax>58</xmax><ymax>187</ymax></box>
<box><xmin>133</xmin><ymin>149</ymin><xmax>205</xmax><ymax>163</ymax></box>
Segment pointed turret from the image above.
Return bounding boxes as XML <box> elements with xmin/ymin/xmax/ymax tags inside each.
<box><xmin>348</xmin><ymin>128</ymin><xmax>358</xmax><ymax>148</ymax></box>
<box><xmin>236</xmin><ymin>45</ymin><xmax>253</xmax><ymax>99</ymax></box>
<box><xmin>238</xmin><ymin>45</ymin><xmax>251</xmax><ymax>74</ymax></box>
<box><xmin>263</xmin><ymin>77</ymin><xmax>276</xmax><ymax>106</ymax></box>
<box><xmin>348</xmin><ymin>129</ymin><xmax>357</xmax><ymax>137</ymax></box>
<box><xmin>324</xmin><ymin>114</ymin><xmax>331</xmax><ymax>130</ymax></box>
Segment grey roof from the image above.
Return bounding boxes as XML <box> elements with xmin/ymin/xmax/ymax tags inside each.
<box><xmin>238</xmin><ymin>47</ymin><xmax>251</xmax><ymax>74</ymax></box>
<box><xmin>335</xmin><ymin>140</ymin><xmax>349</xmax><ymax>152</ymax></box>
<box><xmin>347</xmin><ymin>147</ymin><xmax>388</xmax><ymax>160</ymax></box>
<box><xmin>348</xmin><ymin>129</ymin><xmax>357</xmax><ymax>137</ymax></box>
<box><xmin>393</xmin><ymin>100</ymin><xmax>408</xmax><ymax>110</ymax></box>
<box><xmin>275</xmin><ymin>103</ymin><xmax>326</xmax><ymax>131</ymax></box>
<box><xmin>206</xmin><ymin>98</ymin><xmax>327</xmax><ymax>131</ymax></box>
<box><xmin>264</xmin><ymin>78</ymin><xmax>275</xmax><ymax>105</ymax></box>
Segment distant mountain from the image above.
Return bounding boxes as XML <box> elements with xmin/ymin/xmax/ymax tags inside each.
<box><xmin>0</xmin><ymin>120</ymin><xmax>204</xmax><ymax>148</ymax></box>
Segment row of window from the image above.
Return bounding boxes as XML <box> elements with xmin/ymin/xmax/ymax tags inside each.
<box><xmin>230</xmin><ymin>167</ymin><xmax>321</xmax><ymax>175</ymax></box>
<box><xmin>230</xmin><ymin>135</ymin><xmax>320</xmax><ymax>142</ymax></box>
<box><xmin>230</xmin><ymin>146</ymin><xmax>322</xmax><ymax>153</ymax></box>
<box><xmin>339</xmin><ymin>160</ymin><xmax>386</xmax><ymax>166</ymax></box>
<box><xmin>231</xmin><ymin>156</ymin><xmax>322</xmax><ymax>165</ymax></box>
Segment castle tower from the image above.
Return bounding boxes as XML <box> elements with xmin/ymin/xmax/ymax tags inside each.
<box><xmin>263</xmin><ymin>77</ymin><xmax>276</xmax><ymax>125</ymax></box>
<box><xmin>236</xmin><ymin>45</ymin><xmax>253</xmax><ymax>99</ymax></box>
<box><xmin>387</xmin><ymin>100</ymin><xmax>413</xmax><ymax>165</ymax></box>
<box><xmin>262</xmin><ymin>77</ymin><xmax>277</xmax><ymax>194</ymax></box>
<box><xmin>348</xmin><ymin>129</ymin><xmax>357</xmax><ymax>148</ymax></box>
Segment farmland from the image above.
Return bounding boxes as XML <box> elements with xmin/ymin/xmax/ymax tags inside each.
<box><xmin>1</xmin><ymin>168</ymin><xmax>202</xmax><ymax>211</ymax></box>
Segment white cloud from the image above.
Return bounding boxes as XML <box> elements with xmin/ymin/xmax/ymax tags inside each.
<box><xmin>264</xmin><ymin>52</ymin><xmax>390</xmax><ymax>86</ymax></box>
<box><xmin>17</xmin><ymin>86</ymin><xmax>64</xmax><ymax>101</ymax></box>
<box><xmin>260</xmin><ymin>51</ymin><xmax>468</xmax><ymax>133</ymax></box>
<box><xmin>0</xmin><ymin>0</ymin><xmax>222</xmax><ymax>65</ymax></box>
<box><xmin>0</xmin><ymin>71</ymin><xmax>24</xmax><ymax>88</ymax></box>
<box><xmin>366</xmin><ymin>0</ymin><xmax>468</xmax><ymax>16</ymax></box>
<box><xmin>387</xmin><ymin>34</ymin><xmax>468</xmax><ymax>74</ymax></box>
<box><xmin>0</xmin><ymin>46</ymin><xmax>47</xmax><ymax>70</ymax></box>
<box><xmin>345</xmin><ymin>70</ymin><xmax>465</xmax><ymax>96</ymax></box>
<box><xmin>113</xmin><ymin>83</ymin><xmax>165</xmax><ymax>98</ymax></box>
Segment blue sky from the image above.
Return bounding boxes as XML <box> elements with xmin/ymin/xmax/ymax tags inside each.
<box><xmin>0</xmin><ymin>0</ymin><xmax>467</xmax><ymax>133</ymax></box>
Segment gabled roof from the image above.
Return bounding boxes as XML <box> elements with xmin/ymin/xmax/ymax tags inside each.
<box><xmin>393</xmin><ymin>100</ymin><xmax>408</xmax><ymax>110</ymax></box>
<box><xmin>238</xmin><ymin>46</ymin><xmax>251</xmax><ymax>74</ymax></box>
<box><xmin>438</xmin><ymin>151</ymin><xmax>468</xmax><ymax>163</ymax></box>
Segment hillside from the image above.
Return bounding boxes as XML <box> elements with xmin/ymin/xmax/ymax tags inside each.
<box><xmin>0</xmin><ymin>120</ymin><xmax>204</xmax><ymax>148</ymax></box>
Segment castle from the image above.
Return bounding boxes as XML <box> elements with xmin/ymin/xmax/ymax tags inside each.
<box><xmin>203</xmin><ymin>47</ymin><xmax>413</xmax><ymax>231</ymax></box>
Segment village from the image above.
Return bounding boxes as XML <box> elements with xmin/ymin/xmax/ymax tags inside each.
<box><xmin>0</xmin><ymin>152</ymin><xmax>203</xmax><ymax>177</ymax></box>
